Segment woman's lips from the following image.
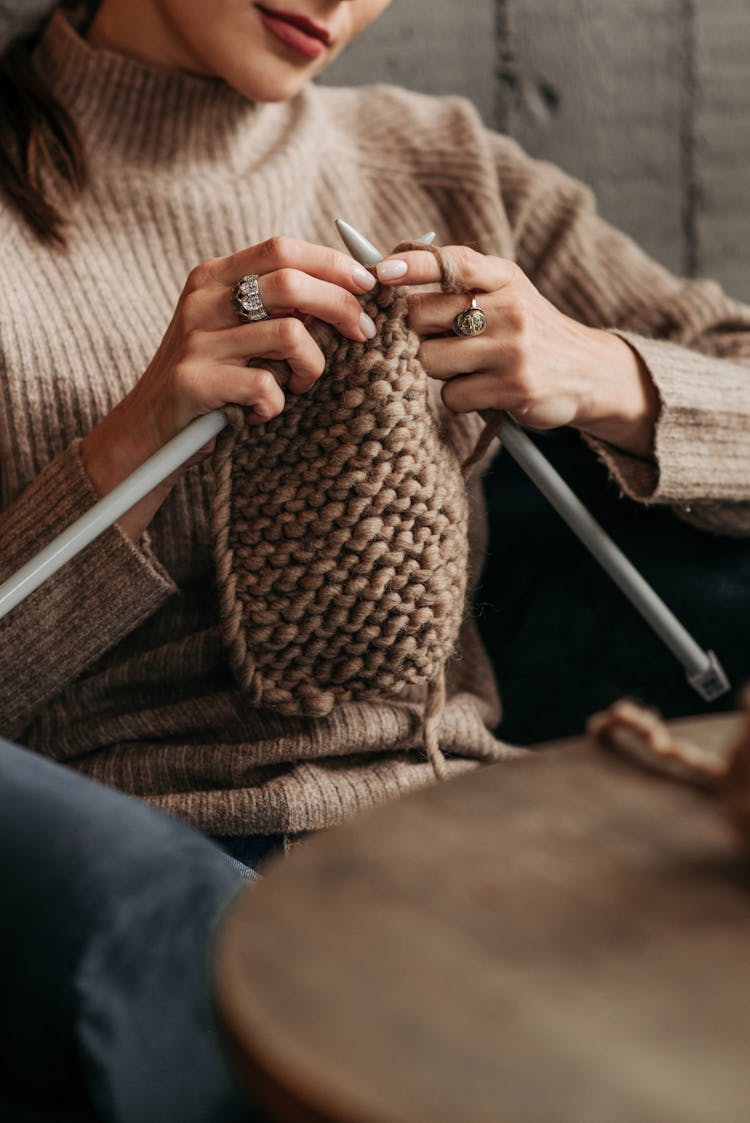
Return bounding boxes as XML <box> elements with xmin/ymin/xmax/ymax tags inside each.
<box><xmin>257</xmin><ymin>6</ymin><xmax>331</xmax><ymax>60</ymax></box>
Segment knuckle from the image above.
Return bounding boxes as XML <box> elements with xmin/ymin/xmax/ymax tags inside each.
<box><xmin>182</xmin><ymin>328</ymin><xmax>207</xmax><ymax>360</ymax></box>
<box><xmin>504</xmin><ymin>300</ymin><xmax>527</xmax><ymax>334</ymax></box>
<box><xmin>408</xmin><ymin>292</ymin><xmax>428</xmax><ymax>316</ymax></box>
<box><xmin>261</xmin><ymin>234</ymin><xmax>296</xmax><ymax>267</ymax></box>
<box><xmin>186</xmin><ymin>260</ymin><xmax>216</xmax><ymax>291</ymax></box>
<box><xmin>440</xmin><ymin>380</ymin><xmax>462</xmax><ymax>413</ymax></box>
<box><xmin>512</xmin><ymin>393</ymin><xmax>535</xmax><ymax>421</ymax></box>
<box><xmin>252</xmin><ymin>367</ymin><xmax>280</xmax><ymax>398</ymax></box>
<box><xmin>510</xmin><ymin>367</ymin><xmax>536</xmax><ymax>412</ymax></box>
<box><xmin>453</xmin><ymin>244</ymin><xmax>479</xmax><ymax>274</ymax></box>
<box><xmin>320</xmin><ymin>245</ymin><xmax>344</xmax><ymax>276</ymax></box>
<box><xmin>276</xmin><ymin>315</ymin><xmax>307</xmax><ymax>348</ymax></box>
<box><xmin>342</xmin><ymin>290</ymin><xmax>361</xmax><ymax>319</ymax></box>
<box><xmin>178</xmin><ymin>290</ymin><xmax>205</xmax><ymax>328</ymax></box>
<box><xmin>505</xmin><ymin>259</ymin><xmax>524</xmax><ymax>285</ymax></box>
<box><xmin>505</xmin><ymin>341</ymin><xmax>527</xmax><ymax>375</ymax></box>
<box><xmin>269</xmin><ymin>267</ymin><xmax>302</xmax><ymax>300</ymax></box>
<box><xmin>312</xmin><ymin>345</ymin><xmax>326</xmax><ymax>377</ymax></box>
<box><xmin>172</xmin><ymin>361</ymin><xmax>198</xmax><ymax>395</ymax></box>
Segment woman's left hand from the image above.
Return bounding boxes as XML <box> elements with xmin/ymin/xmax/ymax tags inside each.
<box><xmin>375</xmin><ymin>245</ymin><xmax>659</xmax><ymax>459</ymax></box>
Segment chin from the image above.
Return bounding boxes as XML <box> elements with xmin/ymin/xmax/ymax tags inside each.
<box><xmin>219</xmin><ymin>57</ymin><xmax>313</xmax><ymax>103</ymax></box>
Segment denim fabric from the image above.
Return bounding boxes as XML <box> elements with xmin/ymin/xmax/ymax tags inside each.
<box><xmin>222</xmin><ymin>852</ymin><xmax>262</xmax><ymax>880</ymax></box>
<box><xmin>0</xmin><ymin>739</ymin><xmax>257</xmax><ymax>1123</ymax></box>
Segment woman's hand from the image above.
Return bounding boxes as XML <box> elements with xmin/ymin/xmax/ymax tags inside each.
<box><xmin>81</xmin><ymin>236</ymin><xmax>378</xmax><ymax>541</ymax></box>
<box><xmin>375</xmin><ymin>245</ymin><xmax>660</xmax><ymax>458</ymax></box>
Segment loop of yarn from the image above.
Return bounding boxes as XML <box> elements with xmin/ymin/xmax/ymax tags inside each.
<box><xmin>391</xmin><ymin>240</ymin><xmax>503</xmax><ymax>477</ymax></box>
<box><xmin>210</xmin><ymin>244</ymin><xmax>499</xmax><ymax>780</ymax></box>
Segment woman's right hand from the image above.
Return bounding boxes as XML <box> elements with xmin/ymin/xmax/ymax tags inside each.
<box><xmin>80</xmin><ymin>236</ymin><xmax>378</xmax><ymax>541</ymax></box>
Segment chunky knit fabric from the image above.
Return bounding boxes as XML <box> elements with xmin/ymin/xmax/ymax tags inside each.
<box><xmin>211</xmin><ymin>244</ymin><xmax>497</xmax><ymax>780</ymax></box>
<box><xmin>213</xmin><ymin>275</ymin><xmax>468</xmax><ymax>706</ymax></box>
<box><xmin>2</xmin><ymin>11</ymin><xmax>750</xmax><ymax>835</ymax></box>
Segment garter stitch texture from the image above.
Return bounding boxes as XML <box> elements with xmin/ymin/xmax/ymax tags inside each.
<box><xmin>211</xmin><ymin>244</ymin><xmax>497</xmax><ymax>780</ymax></box>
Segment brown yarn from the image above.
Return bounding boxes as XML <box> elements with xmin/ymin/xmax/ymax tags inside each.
<box><xmin>392</xmin><ymin>240</ymin><xmax>503</xmax><ymax>480</ymax></box>
<box><xmin>211</xmin><ymin>244</ymin><xmax>499</xmax><ymax>780</ymax></box>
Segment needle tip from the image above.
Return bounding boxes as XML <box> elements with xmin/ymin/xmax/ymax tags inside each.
<box><xmin>335</xmin><ymin>218</ymin><xmax>383</xmax><ymax>266</ymax></box>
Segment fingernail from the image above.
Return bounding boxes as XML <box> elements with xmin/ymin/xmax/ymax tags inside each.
<box><xmin>360</xmin><ymin>312</ymin><xmax>377</xmax><ymax>340</ymax></box>
<box><xmin>352</xmin><ymin>265</ymin><xmax>376</xmax><ymax>291</ymax></box>
<box><xmin>376</xmin><ymin>259</ymin><xmax>408</xmax><ymax>281</ymax></box>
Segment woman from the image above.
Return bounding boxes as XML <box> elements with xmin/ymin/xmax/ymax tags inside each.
<box><xmin>2</xmin><ymin>0</ymin><xmax>750</xmax><ymax>850</ymax></box>
<box><xmin>2</xmin><ymin>2</ymin><xmax>750</xmax><ymax>1119</ymax></box>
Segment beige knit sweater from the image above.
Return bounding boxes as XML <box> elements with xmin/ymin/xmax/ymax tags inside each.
<box><xmin>2</xmin><ymin>11</ymin><xmax>750</xmax><ymax>835</ymax></box>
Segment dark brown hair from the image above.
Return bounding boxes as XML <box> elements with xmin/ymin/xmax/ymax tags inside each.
<box><xmin>0</xmin><ymin>21</ymin><xmax>87</xmax><ymax>245</ymax></box>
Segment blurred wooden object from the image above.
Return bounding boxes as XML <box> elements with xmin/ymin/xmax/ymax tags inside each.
<box><xmin>215</xmin><ymin>711</ymin><xmax>750</xmax><ymax>1123</ymax></box>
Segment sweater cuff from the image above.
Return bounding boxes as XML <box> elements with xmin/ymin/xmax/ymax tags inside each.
<box><xmin>584</xmin><ymin>330</ymin><xmax>750</xmax><ymax>505</ymax></box>
<box><xmin>0</xmin><ymin>441</ymin><xmax>176</xmax><ymax>735</ymax></box>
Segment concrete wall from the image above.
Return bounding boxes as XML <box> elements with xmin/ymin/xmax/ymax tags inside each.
<box><xmin>325</xmin><ymin>0</ymin><xmax>750</xmax><ymax>301</ymax></box>
<box><xmin>2</xmin><ymin>1</ymin><xmax>749</xmax><ymax>300</ymax></box>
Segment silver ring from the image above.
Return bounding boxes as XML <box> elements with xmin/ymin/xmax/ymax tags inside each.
<box><xmin>231</xmin><ymin>274</ymin><xmax>270</xmax><ymax>323</ymax></box>
<box><xmin>452</xmin><ymin>295</ymin><xmax>487</xmax><ymax>337</ymax></box>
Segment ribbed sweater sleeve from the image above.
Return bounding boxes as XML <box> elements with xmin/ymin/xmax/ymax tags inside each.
<box><xmin>0</xmin><ymin>440</ymin><xmax>175</xmax><ymax>739</ymax></box>
<box><xmin>493</xmin><ymin>132</ymin><xmax>750</xmax><ymax>533</ymax></box>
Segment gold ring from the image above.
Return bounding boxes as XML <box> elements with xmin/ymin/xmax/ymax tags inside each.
<box><xmin>452</xmin><ymin>295</ymin><xmax>487</xmax><ymax>337</ymax></box>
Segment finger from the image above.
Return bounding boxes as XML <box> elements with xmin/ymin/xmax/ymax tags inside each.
<box><xmin>418</xmin><ymin>335</ymin><xmax>499</xmax><ymax>381</ymax></box>
<box><xmin>179</xmin><ymin>285</ymin><xmax>248</xmax><ymax>331</ymax></box>
<box><xmin>242</xmin><ymin>366</ymin><xmax>287</xmax><ymax>424</ymax></box>
<box><xmin>190</xmin><ymin>235</ymin><xmax>377</xmax><ymax>296</ymax></box>
<box><xmin>258</xmin><ymin>268</ymin><xmax>376</xmax><ymax>342</ymax></box>
<box><xmin>196</xmin><ymin>318</ymin><xmax>327</xmax><ymax>391</ymax></box>
<box><xmin>182</xmin><ymin>266</ymin><xmax>376</xmax><ymax>344</ymax></box>
<box><xmin>203</xmin><ymin>363</ymin><xmax>287</xmax><ymax>424</ymax></box>
<box><xmin>440</xmin><ymin>370</ymin><xmax>514</xmax><ymax>415</ymax></box>
<box><xmin>406</xmin><ymin>291</ymin><xmax>477</xmax><ymax>336</ymax></box>
<box><xmin>375</xmin><ymin>245</ymin><xmax>518</xmax><ymax>292</ymax></box>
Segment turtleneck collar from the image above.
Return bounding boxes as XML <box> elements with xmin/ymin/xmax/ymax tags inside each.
<box><xmin>33</xmin><ymin>10</ymin><xmax>264</xmax><ymax>167</ymax></box>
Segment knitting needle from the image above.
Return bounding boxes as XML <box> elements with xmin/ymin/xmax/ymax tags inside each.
<box><xmin>335</xmin><ymin>218</ymin><xmax>730</xmax><ymax>703</ymax></box>
<box><xmin>0</xmin><ymin>409</ymin><xmax>227</xmax><ymax>621</ymax></box>
<box><xmin>0</xmin><ymin>232</ymin><xmax>438</xmax><ymax>623</ymax></box>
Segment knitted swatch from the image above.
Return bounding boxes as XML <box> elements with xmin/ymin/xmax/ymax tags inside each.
<box><xmin>211</xmin><ymin>244</ymin><xmax>500</xmax><ymax>779</ymax></box>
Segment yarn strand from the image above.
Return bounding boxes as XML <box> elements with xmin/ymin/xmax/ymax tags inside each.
<box><xmin>423</xmin><ymin>670</ymin><xmax>449</xmax><ymax>781</ymax></box>
<box><xmin>393</xmin><ymin>242</ymin><xmax>504</xmax><ymax>779</ymax></box>
<box><xmin>391</xmin><ymin>241</ymin><xmax>503</xmax><ymax>480</ymax></box>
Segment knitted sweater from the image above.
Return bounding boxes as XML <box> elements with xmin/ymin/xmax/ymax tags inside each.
<box><xmin>2</xmin><ymin>11</ymin><xmax>750</xmax><ymax>835</ymax></box>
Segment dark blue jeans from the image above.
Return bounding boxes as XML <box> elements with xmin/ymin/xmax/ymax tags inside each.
<box><xmin>0</xmin><ymin>738</ymin><xmax>264</xmax><ymax>1122</ymax></box>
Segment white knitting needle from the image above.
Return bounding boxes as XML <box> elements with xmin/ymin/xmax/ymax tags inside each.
<box><xmin>0</xmin><ymin>231</ymin><xmax>437</xmax><ymax>623</ymax></box>
<box><xmin>335</xmin><ymin>218</ymin><xmax>730</xmax><ymax>703</ymax></box>
<box><xmin>0</xmin><ymin>409</ymin><xmax>228</xmax><ymax>621</ymax></box>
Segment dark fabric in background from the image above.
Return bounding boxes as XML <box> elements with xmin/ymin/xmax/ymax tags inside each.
<box><xmin>478</xmin><ymin>431</ymin><xmax>750</xmax><ymax>745</ymax></box>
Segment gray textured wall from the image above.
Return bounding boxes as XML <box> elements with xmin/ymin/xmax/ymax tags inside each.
<box><xmin>325</xmin><ymin>0</ymin><xmax>750</xmax><ymax>301</ymax></box>
<box><xmin>2</xmin><ymin>1</ymin><xmax>749</xmax><ymax>300</ymax></box>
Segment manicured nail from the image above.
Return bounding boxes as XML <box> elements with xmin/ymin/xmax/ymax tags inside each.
<box><xmin>352</xmin><ymin>264</ymin><xmax>376</xmax><ymax>291</ymax></box>
<box><xmin>376</xmin><ymin>259</ymin><xmax>408</xmax><ymax>281</ymax></box>
<box><xmin>360</xmin><ymin>312</ymin><xmax>377</xmax><ymax>339</ymax></box>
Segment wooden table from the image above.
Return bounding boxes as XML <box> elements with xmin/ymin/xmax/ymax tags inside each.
<box><xmin>215</xmin><ymin>712</ymin><xmax>750</xmax><ymax>1123</ymax></box>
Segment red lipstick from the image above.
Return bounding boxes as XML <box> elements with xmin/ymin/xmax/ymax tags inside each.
<box><xmin>256</xmin><ymin>6</ymin><xmax>332</xmax><ymax>60</ymax></box>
